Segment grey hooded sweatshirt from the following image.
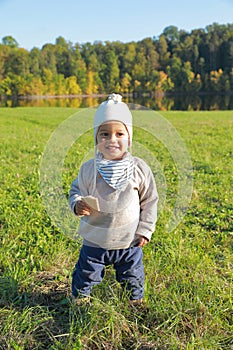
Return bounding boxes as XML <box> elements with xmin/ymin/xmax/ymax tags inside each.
<box><xmin>69</xmin><ymin>156</ymin><xmax>158</xmax><ymax>250</ymax></box>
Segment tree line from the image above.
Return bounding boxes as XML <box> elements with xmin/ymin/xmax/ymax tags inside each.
<box><xmin>0</xmin><ymin>22</ymin><xmax>233</xmax><ymax>97</ymax></box>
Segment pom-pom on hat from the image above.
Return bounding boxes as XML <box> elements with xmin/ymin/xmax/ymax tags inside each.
<box><xmin>94</xmin><ymin>94</ymin><xmax>133</xmax><ymax>146</ymax></box>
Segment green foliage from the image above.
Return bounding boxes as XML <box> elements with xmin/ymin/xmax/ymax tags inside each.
<box><xmin>1</xmin><ymin>36</ymin><xmax>19</xmax><ymax>48</ymax></box>
<box><xmin>0</xmin><ymin>108</ymin><xmax>232</xmax><ymax>349</ymax></box>
<box><xmin>0</xmin><ymin>23</ymin><xmax>233</xmax><ymax>96</ymax></box>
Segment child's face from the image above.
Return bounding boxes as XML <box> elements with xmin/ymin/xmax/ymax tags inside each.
<box><xmin>96</xmin><ymin>121</ymin><xmax>129</xmax><ymax>160</ymax></box>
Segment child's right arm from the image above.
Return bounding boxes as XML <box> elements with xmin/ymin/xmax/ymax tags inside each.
<box><xmin>69</xmin><ymin>170</ymin><xmax>92</xmax><ymax>216</ymax></box>
<box><xmin>74</xmin><ymin>200</ymin><xmax>92</xmax><ymax>216</ymax></box>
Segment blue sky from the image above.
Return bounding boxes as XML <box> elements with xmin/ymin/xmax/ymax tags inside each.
<box><xmin>0</xmin><ymin>0</ymin><xmax>233</xmax><ymax>50</ymax></box>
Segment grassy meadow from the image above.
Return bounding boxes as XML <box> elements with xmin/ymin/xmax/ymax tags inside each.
<box><xmin>0</xmin><ymin>107</ymin><xmax>232</xmax><ymax>349</ymax></box>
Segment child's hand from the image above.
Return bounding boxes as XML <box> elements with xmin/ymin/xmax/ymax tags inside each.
<box><xmin>137</xmin><ymin>236</ymin><xmax>149</xmax><ymax>247</ymax></box>
<box><xmin>75</xmin><ymin>200</ymin><xmax>92</xmax><ymax>216</ymax></box>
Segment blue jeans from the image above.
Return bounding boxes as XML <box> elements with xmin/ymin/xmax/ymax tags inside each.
<box><xmin>72</xmin><ymin>245</ymin><xmax>144</xmax><ymax>300</ymax></box>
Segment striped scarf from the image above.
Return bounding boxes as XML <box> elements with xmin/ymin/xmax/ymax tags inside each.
<box><xmin>96</xmin><ymin>152</ymin><xmax>134</xmax><ymax>190</ymax></box>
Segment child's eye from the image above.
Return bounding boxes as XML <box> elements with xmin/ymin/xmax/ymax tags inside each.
<box><xmin>100</xmin><ymin>132</ymin><xmax>108</xmax><ymax>137</ymax></box>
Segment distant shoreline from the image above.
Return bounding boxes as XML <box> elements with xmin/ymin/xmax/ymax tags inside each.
<box><xmin>1</xmin><ymin>90</ymin><xmax>233</xmax><ymax>101</ymax></box>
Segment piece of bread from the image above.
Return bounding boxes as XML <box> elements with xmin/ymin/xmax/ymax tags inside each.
<box><xmin>81</xmin><ymin>196</ymin><xmax>100</xmax><ymax>211</ymax></box>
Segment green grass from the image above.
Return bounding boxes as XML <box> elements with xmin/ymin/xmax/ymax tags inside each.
<box><xmin>0</xmin><ymin>108</ymin><xmax>232</xmax><ymax>349</ymax></box>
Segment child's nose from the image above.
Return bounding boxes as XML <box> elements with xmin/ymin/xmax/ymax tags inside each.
<box><xmin>109</xmin><ymin>133</ymin><xmax>117</xmax><ymax>141</ymax></box>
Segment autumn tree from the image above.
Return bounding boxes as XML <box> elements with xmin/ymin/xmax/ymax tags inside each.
<box><xmin>0</xmin><ymin>23</ymin><xmax>233</xmax><ymax>96</ymax></box>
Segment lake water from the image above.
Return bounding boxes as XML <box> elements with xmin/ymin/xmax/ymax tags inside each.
<box><xmin>0</xmin><ymin>93</ymin><xmax>233</xmax><ymax>110</ymax></box>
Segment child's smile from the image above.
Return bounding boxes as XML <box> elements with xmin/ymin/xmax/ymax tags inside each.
<box><xmin>97</xmin><ymin>121</ymin><xmax>129</xmax><ymax>160</ymax></box>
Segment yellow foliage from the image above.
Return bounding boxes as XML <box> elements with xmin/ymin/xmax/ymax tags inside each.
<box><xmin>121</xmin><ymin>73</ymin><xmax>131</xmax><ymax>93</ymax></box>
<box><xmin>66</xmin><ymin>76</ymin><xmax>82</xmax><ymax>95</ymax></box>
<box><xmin>86</xmin><ymin>71</ymin><xmax>98</xmax><ymax>95</ymax></box>
<box><xmin>134</xmin><ymin>80</ymin><xmax>141</xmax><ymax>88</ymax></box>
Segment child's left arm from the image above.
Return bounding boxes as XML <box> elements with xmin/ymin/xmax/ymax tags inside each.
<box><xmin>137</xmin><ymin>236</ymin><xmax>149</xmax><ymax>247</ymax></box>
<box><xmin>136</xmin><ymin>163</ymin><xmax>158</xmax><ymax>243</ymax></box>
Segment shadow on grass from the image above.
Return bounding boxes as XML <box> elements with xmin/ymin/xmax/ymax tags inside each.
<box><xmin>0</xmin><ymin>272</ymin><xmax>70</xmax><ymax>308</ymax></box>
<box><xmin>0</xmin><ymin>273</ymin><xmax>157</xmax><ymax>350</ymax></box>
<box><xmin>0</xmin><ymin>273</ymin><xmax>73</xmax><ymax>349</ymax></box>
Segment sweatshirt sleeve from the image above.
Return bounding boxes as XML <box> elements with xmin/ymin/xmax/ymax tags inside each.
<box><xmin>68</xmin><ymin>176</ymin><xmax>82</xmax><ymax>214</ymax></box>
<box><xmin>68</xmin><ymin>161</ymin><xmax>92</xmax><ymax>215</ymax></box>
<box><xmin>135</xmin><ymin>159</ymin><xmax>158</xmax><ymax>241</ymax></box>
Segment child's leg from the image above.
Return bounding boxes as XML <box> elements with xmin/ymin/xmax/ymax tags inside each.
<box><xmin>114</xmin><ymin>247</ymin><xmax>144</xmax><ymax>300</ymax></box>
<box><xmin>72</xmin><ymin>245</ymin><xmax>105</xmax><ymax>298</ymax></box>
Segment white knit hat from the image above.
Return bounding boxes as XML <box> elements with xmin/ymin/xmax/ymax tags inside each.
<box><xmin>94</xmin><ymin>94</ymin><xmax>133</xmax><ymax>146</ymax></box>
